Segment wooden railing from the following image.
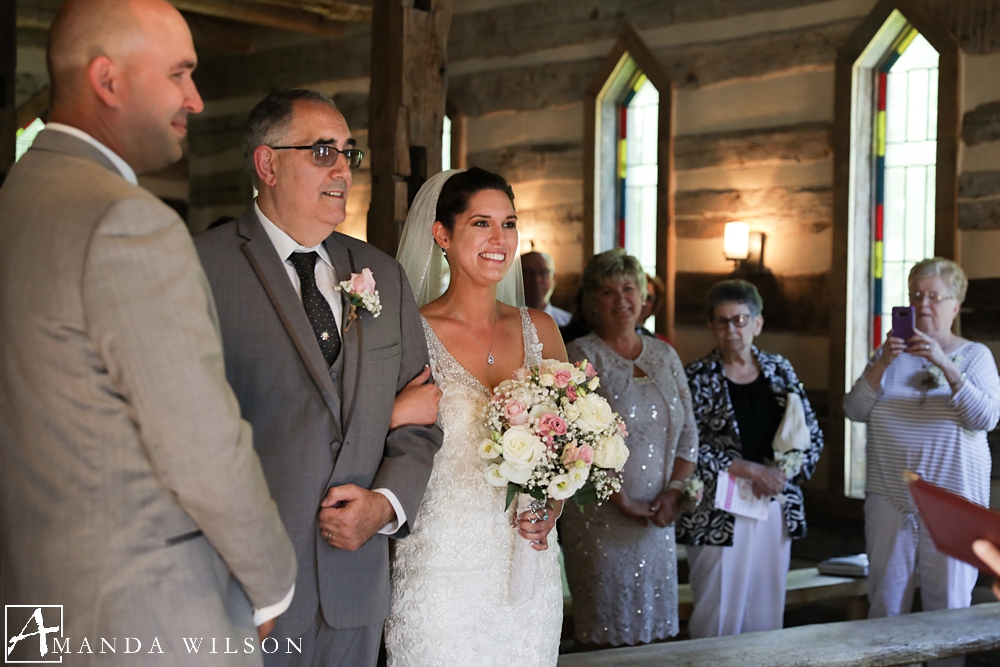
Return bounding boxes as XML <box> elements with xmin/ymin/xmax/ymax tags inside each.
<box><xmin>558</xmin><ymin>603</ymin><xmax>1000</xmax><ymax>667</ymax></box>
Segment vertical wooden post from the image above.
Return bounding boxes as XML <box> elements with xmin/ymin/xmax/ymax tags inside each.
<box><xmin>0</xmin><ymin>0</ymin><xmax>16</xmax><ymax>185</ymax></box>
<box><xmin>367</xmin><ymin>0</ymin><xmax>452</xmax><ymax>257</ymax></box>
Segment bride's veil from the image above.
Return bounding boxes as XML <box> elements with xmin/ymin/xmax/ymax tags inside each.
<box><xmin>396</xmin><ymin>169</ymin><xmax>525</xmax><ymax>309</ymax></box>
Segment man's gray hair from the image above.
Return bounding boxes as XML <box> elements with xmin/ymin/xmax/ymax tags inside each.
<box><xmin>243</xmin><ymin>88</ymin><xmax>339</xmax><ymax>187</ymax></box>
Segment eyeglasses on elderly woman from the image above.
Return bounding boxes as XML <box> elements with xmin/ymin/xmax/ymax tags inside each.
<box><xmin>909</xmin><ymin>290</ymin><xmax>954</xmax><ymax>304</ymax></box>
<box><xmin>710</xmin><ymin>313</ymin><xmax>752</xmax><ymax>330</ymax></box>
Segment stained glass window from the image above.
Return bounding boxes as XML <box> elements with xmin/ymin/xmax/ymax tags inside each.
<box><xmin>16</xmin><ymin>118</ymin><xmax>45</xmax><ymax>162</ymax></box>
<box><xmin>872</xmin><ymin>29</ymin><xmax>938</xmax><ymax>348</ymax></box>
<box><xmin>616</xmin><ymin>74</ymin><xmax>659</xmax><ymax>276</ymax></box>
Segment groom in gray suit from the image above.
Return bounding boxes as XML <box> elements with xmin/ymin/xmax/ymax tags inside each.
<box><xmin>193</xmin><ymin>89</ymin><xmax>442</xmax><ymax>667</ymax></box>
<box><xmin>0</xmin><ymin>0</ymin><xmax>296</xmax><ymax>664</ymax></box>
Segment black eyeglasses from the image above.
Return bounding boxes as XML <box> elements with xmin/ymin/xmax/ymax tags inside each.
<box><xmin>270</xmin><ymin>144</ymin><xmax>364</xmax><ymax>170</ymax></box>
<box><xmin>710</xmin><ymin>314</ymin><xmax>752</xmax><ymax>330</ymax></box>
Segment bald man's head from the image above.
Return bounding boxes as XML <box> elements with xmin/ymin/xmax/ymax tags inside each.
<box><xmin>46</xmin><ymin>0</ymin><xmax>204</xmax><ymax>174</ymax></box>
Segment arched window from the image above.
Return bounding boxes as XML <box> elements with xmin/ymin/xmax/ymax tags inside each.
<box><xmin>831</xmin><ymin>0</ymin><xmax>959</xmax><ymax>501</ymax></box>
<box><xmin>584</xmin><ymin>24</ymin><xmax>675</xmax><ymax>336</ymax></box>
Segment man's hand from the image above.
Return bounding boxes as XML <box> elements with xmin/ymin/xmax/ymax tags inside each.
<box><xmin>390</xmin><ymin>365</ymin><xmax>441</xmax><ymax>429</ymax></box>
<box><xmin>318</xmin><ymin>484</ymin><xmax>396</xmax><ymax>551</ymax></box>
<box><xmin>257</xmin><ymin>619</ymin><xmax>275</xmax><ymax>642</ymax></box>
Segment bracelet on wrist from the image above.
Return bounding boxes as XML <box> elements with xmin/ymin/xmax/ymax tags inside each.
<box><xmin>667</xmin><ymin>480</ymin><xmax>685</xmax><ymax>492</ymax></box>
<box><xmin>949</xmin><ymin>371</ymin><xmax>967</xmax><ymax>388</ymax></box>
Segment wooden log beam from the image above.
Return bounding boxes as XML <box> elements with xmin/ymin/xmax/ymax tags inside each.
<box><xmin>448</xmin><ymin>20</ymin><xmax>853</xmax><ymax>118</ymax></box>
<box><xmin>963</xmin><ymin>101</ymin><xmax>1000</xmax><ymax>147</ymax></box>
<box><xmin>960</xmin><ymin>169</ymin><xmax>1000</xmax><ymax>199</ymax></box>
<box><xmin>250</xmin><ymin>0</ymin><xmax>371</xmax><ymax>22</ymax></box>
<box><xmin>927</xmin><ymin>0</ymin><xmax>1000</xmax><ymax>55</ymax></box>
<box><xmin>367</xmin><ymin>0</ymin><xmax>451</xmax><ymax>257</ymax></box>
<box><xmin>1</xmin><ymin>0</ymin><xmax>15</xmax><ymax>183</ymax></box>
<box><xmin>958</xmin><ymin>198</ymin><xmax>1000</xmax><ymax>230</ymax></box>
<box><xmin>15</xmin><ymin>0</ymin><xmax>352</xmax><ymax>35</ymax></box>
<box><xmin>183</xmin><ymin>12</ymin><xmax>257</xmax><ymax>54</ymax></box>
<box><xmin>467</xmin><ymin>143</ymin><xmax>582</xmax><ymax>184</ymax></box>
<box><xmin>674</xmin><ymin>122</ymin><xmax>832</xmax><ymax>171</ymax></box>
<box><xmin>447</xmin><ymin>0</ymin><xmax>833</xmax><ymax>63</ymax></box>
<box><xmin>193</xmin><ymin>32</ymin><xmax>370</xmax><ymax>100</ymax></box>
<box><xmin>675</xmin><ymin>187</ymin><xmax>833</xmax><ymax>238</ymax></box>
<box><xmin>558</xmin><ymin>603</ymin><xmax>1000</xmax><ymax>667</ymax></box>
<box><xmin>675</xmin><ymin>271</ymin><xmax>830</xmax><ymax>334</ymax></box>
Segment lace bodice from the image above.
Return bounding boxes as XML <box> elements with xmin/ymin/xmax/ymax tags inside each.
<box><xmin>385</xmin><ymin>307</ymin><xmax>561</xmax><ymax>667</ymax></box>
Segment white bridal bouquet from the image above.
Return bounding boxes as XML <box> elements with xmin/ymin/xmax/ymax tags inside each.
<box><xmin>480</xmin><ymin>358</ymin><xmax>630</xmax><ymax>604</ymax></box>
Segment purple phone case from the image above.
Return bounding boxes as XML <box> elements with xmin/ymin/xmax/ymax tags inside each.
<box><xmin>891</xmin><ymin>306</ymin><xmax>915</xmax><ymax>340</ymax></box>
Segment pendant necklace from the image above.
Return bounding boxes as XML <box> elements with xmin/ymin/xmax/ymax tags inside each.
<box><xmin>450</xmin><ymin>300</ymin><xmax>499</xmax><ymax>364</ymax></box>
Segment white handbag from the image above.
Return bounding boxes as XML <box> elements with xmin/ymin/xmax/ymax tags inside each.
<box><xmin>772</xmin><ymin>392</ymin><xmax>810</xmax><ymax>454</ymax></box>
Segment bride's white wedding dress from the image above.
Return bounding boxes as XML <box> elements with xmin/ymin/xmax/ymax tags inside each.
<box><xmin>384</xmin><ymin>307</ymin><xmax>563</xmax><ymax>666</ymax></box>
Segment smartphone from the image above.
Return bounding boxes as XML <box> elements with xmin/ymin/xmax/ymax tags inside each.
<box><xmin>908</xmin><ymin>473</ymin><xmax>1000</xmax><ymax>574</ymax></box>
<box><xmin>891</xmin><ymin>306</ymin><xmax>915</xmax><ymax>341</ymax></box>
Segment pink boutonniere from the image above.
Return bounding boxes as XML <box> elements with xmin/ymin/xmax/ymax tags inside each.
<box><xmin>336</xmin><ymin>267</ymin><xmax>381</xmax><ymax>331</ymax></box>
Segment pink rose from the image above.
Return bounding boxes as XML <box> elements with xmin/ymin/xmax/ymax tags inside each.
<box><xmin>349</xmin><ymin>268</ymin><xmax>377</xmax><ymax>295</ymax></box>
<box><xmin>565</xmin><ymin>384</ymin><xmax>578</xmax><ymax>402</ymax></box>
<box><xmin>562</xmin><ymin>443</ymin><xmax>594</xmax><ymax>465</ymax></box>
<box><xmin>616</xmin><ymin>420</ymin><xmax>628</xmax><ymax>437</ymax></box>
<box><xmin>538</xmin><ymin>413</ymin><xmax>568</xmax><ymax>437</ymax></box>
<box><xmin>553</xmin><ymin>369</ymin><xmax>573</xmax><ymax>388</ymax></box>
<box><xmin>504</xmin><ymin>400</ymin><xmax>529</xmax><ymax>425</ymax></box>
<box><xmin>513</xmin><ymin>367</ymin><xmax>529</xmax><ymax>381</ymax></box>
<box><xmin>584</xmin><ymin>362</ymin><xmax>597</xmax><ymax>379</ymax></box>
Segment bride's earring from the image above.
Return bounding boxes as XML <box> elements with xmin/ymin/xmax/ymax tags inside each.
<box><xmin>442</xmin><ymin>248</ymin><xmax>447</xmax><ymax>257</ymax></box>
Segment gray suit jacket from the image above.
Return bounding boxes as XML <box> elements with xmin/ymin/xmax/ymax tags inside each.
<box><xmin>0</xmin><ymin>130</ymin><xmax>297</xmax><ymax>666</ymax></box>
<box><xmin>193</xmin><ymin>208</ymin><xmax>442</xmax><ymax>637</ymax></box>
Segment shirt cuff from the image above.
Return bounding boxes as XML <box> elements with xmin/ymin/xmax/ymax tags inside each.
<box><xmin>253</xmin><ymin>584</ymin><xmax>295</xmax><ymax>627</ymax></box>
<box><xmin>373</xmin><ymin>488</ymin><xmax>406</xmax><ymax>535</ymax></box>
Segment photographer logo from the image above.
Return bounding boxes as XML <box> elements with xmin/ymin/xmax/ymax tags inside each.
<box><xmin>5</xmin><ymin>605</ymin><xmax>63</xmax><ymax>664</ymax></box>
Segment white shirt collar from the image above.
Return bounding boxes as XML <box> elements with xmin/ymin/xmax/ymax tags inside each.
<box><xmin>45</xmin><ymin>123</ymin><xmax>138</xmax><ymax>185</ymax></box>
<box><xmin>254</xmin><ymin>200</ymin><xmax>333</xmax><ymax>267</ymax></box>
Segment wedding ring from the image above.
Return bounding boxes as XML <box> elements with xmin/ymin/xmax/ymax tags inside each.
<box><xmin>925</xmin><ymin>343</ymin><xmax>931</xmax><ymax>350</ymax></box>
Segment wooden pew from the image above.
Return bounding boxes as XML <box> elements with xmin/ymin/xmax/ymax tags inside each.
<box><xmin>676</xmin><ymin>567</ymin><xmax>869</xmax><ymax>621</ymax></box>
<box><xmin>558</xmin><ymin>602</ymin><xmax>1000</xmax><ymax>666</ymax></box>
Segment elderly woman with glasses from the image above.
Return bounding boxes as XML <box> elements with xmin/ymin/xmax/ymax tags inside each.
<box><xmin>844</xmin><ymin>258</ymin><xmax>1000</xmax><ymax>632</ymax></box>
<box><xmin>678</xmin><ymin>279</ymin><xmax>824</xmax><ymax>638</ymax></box>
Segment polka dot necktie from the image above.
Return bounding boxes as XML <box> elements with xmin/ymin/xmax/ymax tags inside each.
<box><xmin>288</xmin><ymin>251</ymin><xmax>341</xmax><ymax>367</ymax></box>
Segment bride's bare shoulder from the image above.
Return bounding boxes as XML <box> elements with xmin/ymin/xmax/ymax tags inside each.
<box><xmin>526</xmin><ymin>307</ymin><xmax>568</xmax><ymax>362</ymax></box>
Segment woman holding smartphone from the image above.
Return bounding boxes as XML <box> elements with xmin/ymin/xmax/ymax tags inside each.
<box><xmin>844</xmin><ymin>258</ymin><xmax>1000</xmax><ymax>656</ymax></box>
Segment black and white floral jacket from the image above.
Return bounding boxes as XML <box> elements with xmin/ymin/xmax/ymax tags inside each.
<box><xmin>676</xmin><ymin>347</ymin><xmax>824</xmax><ymax>547</ymax></box>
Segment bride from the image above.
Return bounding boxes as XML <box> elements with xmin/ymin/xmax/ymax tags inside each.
<box><xmin>384</xmin><ymin>168</ymin><xmax>567</xmax><ymax>666</ymax></box>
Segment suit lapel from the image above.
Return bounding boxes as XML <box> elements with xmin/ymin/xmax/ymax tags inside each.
<box><xmin>238</xmin><ymin>210</ymin><xmax>342</xmax><ymax>422</ymax></box>
<box><xmin>325</xmin><ymin>234</ymin><xmax>362</xmax><ymax>436</ymax></box>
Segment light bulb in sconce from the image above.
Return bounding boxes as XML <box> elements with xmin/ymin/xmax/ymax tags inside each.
<box><xmin>724</xmin><ymin>222</ymin><xmax>750</xmax><ymax>260</ymax></box>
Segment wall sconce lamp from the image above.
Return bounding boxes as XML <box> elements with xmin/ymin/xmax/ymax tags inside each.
<box><xmin>723</xmin><ymin>222</ymin><xmax>766</xmax><ymax>273</ymax></box>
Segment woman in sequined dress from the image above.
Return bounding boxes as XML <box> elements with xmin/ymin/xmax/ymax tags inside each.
<box><xmin>562</xmin><ymin>248</ymin><xmax>698</xmax><ymax>648</ymax></box>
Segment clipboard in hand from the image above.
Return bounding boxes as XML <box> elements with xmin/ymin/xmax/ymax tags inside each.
<box><xmin>906</xmin><ymin>471</ymin><xmax>1000</xmax><ymax>574</ymax></box>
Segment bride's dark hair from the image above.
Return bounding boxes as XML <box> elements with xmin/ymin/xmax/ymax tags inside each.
<box><xmin>435</xmin><ymin>168</ymin><xmax>515</xmax><ymax>231</ymax></box>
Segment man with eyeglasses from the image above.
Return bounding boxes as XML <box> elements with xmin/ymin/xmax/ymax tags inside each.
<box><xmin>194</xmin><ymin>88</ymin><xmax>443</xmax><ymax>667</ymax></box>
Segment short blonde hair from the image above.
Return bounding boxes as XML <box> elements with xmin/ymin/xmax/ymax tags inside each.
<box><xmin>581</xmin><ymin>248</ymin><xmax>648</xmax><ymax>315</ymax></box>
<box><xmin>908</xmin><ymin>257</ymin><xmax>968</xmax><ymax>303</ymax></box>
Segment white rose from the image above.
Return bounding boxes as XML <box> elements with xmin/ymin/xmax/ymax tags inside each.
<box><xmin>564</xmin><ymin>403</ymin><xmax>581</xmax><ymax>422</ymax></box>
<box><xmin>588</xmin><ymin>376</ymin><xmax>600</xmax><ymax>391</ymax></box>
<box><xmin>567</xmin><ymin>465</ymin><xmax>590</xmax><ymax>490</ymax></box>
<box><xmin>539</xmin><ymin>373</ymin><xmax>555</xmax><ymax>387</ymax></box>
<box><xmin>500</xmin><ymin>461</ymin><xmax>532</xmax><ymax>485</ymax></box>
<box><xmin>548</xmin><ymin>474</ymin><xmax>576</xmax><ymax>500</ymax></box>
<box><xmin>500</xmin><ymin>426</ymin><xmax>545</xmax><ymax>467</ymax></box>
<box><xmin>478</xmin><ymin>438</ymin><xmax>500</xmax><ymax>460</ymax></box>
<box><xmin>593</xmin><ymin>434</ymin><xmax>629</xmax><ymax>471</ymax></box>
<box><xmin>576</xmin><ymin>393</ymin><xmax>615</xmax><ymax>433</ymax></box>
<box><xmin>484</xmin><ymin>464</ymin><xmax>508</xmax><ymax>487</ymax></box>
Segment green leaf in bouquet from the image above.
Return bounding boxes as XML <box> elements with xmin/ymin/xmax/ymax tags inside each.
<box><xmin>505</xmin><ymin>482</ymin><xmax>520</xmax><ymax>510</ymax></box>
<box><xmin>573</xmin><ymin>481</ymin><xmax>599</xmax><ymax>511</ymax></box>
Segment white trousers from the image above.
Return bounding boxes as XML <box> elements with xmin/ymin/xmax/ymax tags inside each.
<box><xmin>865</xmin><ymin>493</ymin><xmax>979</xmax><ymax>667</ymax></box>
<box><xmin>687</xmin><ymin>501</ymin><xmax>791</xmax><ymax>638</ymax></box>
